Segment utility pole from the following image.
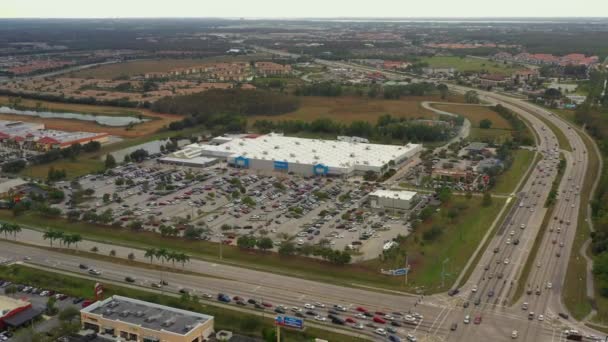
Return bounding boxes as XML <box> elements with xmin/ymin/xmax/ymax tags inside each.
<box><xmin>405</xmin><ymin>253</ymin><xmax>409</xmax><ymax>286</ymax></box>
<box><xmin>276</xmin><ymin>325</ymin><xmax>281</xmax><ymax>342</ymax></box>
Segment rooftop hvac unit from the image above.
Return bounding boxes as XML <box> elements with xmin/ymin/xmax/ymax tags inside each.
<box><xmin>295</xmin><ymin>141</ymin><xmax>300</xmax><ymax>145</ymax></box>
<box><xmin>332</xmin><ymin>145</ymin><xmax>336</xmax><ymax>148</ymax></box>
<box><xmin>145</xmin><ymin>314</ymin><xmax>162</xmax><ymax>323</ymax></box>
<box><xmin>120</xmin><ymin>310</ymin><xmax>130</xmax><ymax>317</ymax></box>
<box><xmin>364</xmin><ymin>161</ymin><xmax>369</xmax><ymax>165</ymax></box>
<box><xmin>263</xmin><ymin>151</ymin><xmax>268</xmax><ymax>155</ymax></box>
<box><xmin>274</xmin><ymin>145</ymin><xmax>280</xmax><ymax>149</ymax></box>
<box><xmin>184</xmin><ymin>324</ymin><xmax>194</xmax><ymax>331</ymax></box>
<box><xmin>314</xmin><ymin>156</ymin><xmax>319</xmax><ymax>160</ymax></box>
<box><xmin>365</xmin><ymin>146</ymin><xmax>371</xmax><ymax>150</ymax></box>
<box><xmin>239</xmin><ymin>142</ymin><xmax>244</xmax><ymax>146</ymax></box>
<box><xmin>290</xmin><ymin>153</ymin><xmax>295</xmax><ymax>157</ymax></box>
<box><xmin>162</xmin><ymin>317</ymin><xmax>176</xmax><ymax>327</ymax></box>
<box><xmin>312</xmin><ymin>149</ymin><xmax>316</xmax><ymax>153</ymax></box>
<box><xmin>134</xmin><ymin>311</ymin><xmax>145</xmax><ymax>317</ymax></box>
<box><xmin>108</xmin><ymin>301</ymin><xmax>120</xmax><ymax>308</ymax></box>
<box><xmin>225</xmin><ymin>146</ymin><xmax>231</xmax><ymax>150</ymax></box>
<box><xmin>350</xmin><ymin>153</ymin><xmax>355</xmax><ymax>157</ymax></box>
<box><xmin>103</xmin><ymin>309</ymin><xmax>114</xmax><ymax>316</ymax></box>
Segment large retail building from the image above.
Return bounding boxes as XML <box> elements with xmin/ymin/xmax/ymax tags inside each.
<box><xmin>168</xmin><ymin>133</ymin><xmax>421</xmax><ymax>176</ymax></box>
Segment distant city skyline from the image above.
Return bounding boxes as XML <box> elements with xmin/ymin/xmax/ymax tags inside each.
<box><xmin>3</xmin><ymin>0</ymin><xmax>607</xmax><ymax>19</ymax></box>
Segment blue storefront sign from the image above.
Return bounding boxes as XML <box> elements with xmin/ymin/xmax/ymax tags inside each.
<box><xmin>274</xmin><ymin>160</ymin><xmax>289</xmax><ymax>170</ymax></box>
<box><xmin>313</xmin><ymin>163</ymin><xmax>329</xmax><ymax>176</ymax></box>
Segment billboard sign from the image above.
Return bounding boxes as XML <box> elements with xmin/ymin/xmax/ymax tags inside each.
<box><xmin>275</xmin><ymin>315</ymin><xmax>304</xmax><ymax>329</ymax></box>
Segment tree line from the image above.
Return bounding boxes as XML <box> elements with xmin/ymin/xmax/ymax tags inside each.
<box><xmin>253</xmin><ymin>114</ymin><xmax>455</xmax><ymax>143</ymax></box>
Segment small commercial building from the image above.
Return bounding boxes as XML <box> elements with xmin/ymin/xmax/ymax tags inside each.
<box><xmin>80</xmin><ymin>295</ymin><xmax>214</xmax><ymax>342</ymax></box>
<box><xmin>369</xmin><ymin>190</ymin><xmax>418</xmax><ymax>211</ymax></box>
<box><xmin>0</xmin><ymin>295</ymin><xmax>43</xmax><ymax>331</ymax></box>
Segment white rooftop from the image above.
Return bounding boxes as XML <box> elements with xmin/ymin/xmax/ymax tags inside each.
<box><xmin>370</xmin><ymin>190</ymin><xmax>418</xmax><ymax>201</ymax></box>
<box><xmin>190</xmin><ymin>133</ymin><xmax>420</xmax><ymax>170</ymax></box>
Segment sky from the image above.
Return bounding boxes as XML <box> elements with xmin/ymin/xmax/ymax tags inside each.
<box><xmin>3</xmin><ymin>0</ymin><xmax>608</xmax><ymax>18</ymax></box>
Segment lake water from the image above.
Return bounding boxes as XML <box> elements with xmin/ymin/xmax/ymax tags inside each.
<box><xmin>106</xmin><ymin>139</ymin><xmax>191</xmax><ymax>161</ymax></box>
<box><xmin>0</xmin><ymin>106</ymin><xmax>147</xmax><ymax>127</ymax></box>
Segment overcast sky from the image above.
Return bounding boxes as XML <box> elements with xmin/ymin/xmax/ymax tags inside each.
<box><xmin>3</xmin><ymin>0</ymin><xmax>608</xmax><ymax>18</ymax></box>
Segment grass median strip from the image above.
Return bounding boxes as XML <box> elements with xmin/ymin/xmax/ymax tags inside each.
<box><xmin>0</xmin><ymin>264</ymin><xmax>367</xmax><ymax>342</ymax></box>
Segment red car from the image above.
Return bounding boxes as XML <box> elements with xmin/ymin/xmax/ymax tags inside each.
<box><xmin>262</xmin><ymin>302</ymin><xmax>273</xmax><ymax>308</ymax></box>
<box><xmin>375</xmin><ymin>311</ymin><xmax>386</xmax><ymax>316</ymax></box>
<box><xmin>233</xmin><ymin>296</ymin><xmax>243</xmax><ymax>301</ymax></box>
<box><xmin>373</xmin><ymin>316</ymin><xmax>386</xmax><ymax>324</ymax></box>
<box><xmin>345</xmin><ymin>317</ymin><xmax>357</xmax><ymax>324</ymax></box>
<box><xmin>356</xmin><ymin>307</ymin><xmax>368</xmax><ymax>313</ymax></box>
<box><xmin>474</xmin><ymin>315</ymin><xmax>482</xmax><ymax>325</ymax></box>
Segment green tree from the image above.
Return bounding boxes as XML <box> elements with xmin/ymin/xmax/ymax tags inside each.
<box><xmin>257</xmin><ymin>237</ymin><xmax>274</xmax><ymax>251</ymax></box>
<box><xmin>105</xmin><ymin>154</ymin><xmax>117</xmax><ymax>169</ymax></box>
<box><xmin>479</xmin><ymin>119</ymin><xmax>493</xmax><ymax>129</ymax></box>
<box><xmin>59</xmin><ymin>306</ymin><xmax>80</xmax><ymax>322</ymax></box>
<box><xmin>278</xmin><ymin>241</ymin><xmax>296</xmax><ymax>256</ymax></box>
<box><xmin>237</xmin><ymin>235</ymin><xmax>257</xmax><ymax>249</ymax></box>
<box><xmin>465</xmin><ymin>90</ymin><xmax>480</xmax><ymax>104</ymax></box>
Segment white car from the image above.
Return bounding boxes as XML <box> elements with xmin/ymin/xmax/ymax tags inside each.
<box><xmin>504</xmin><ymin>258</ymin><xmax>510</xmax><ymax>265</ymax></box>
<box><xmin>464</xmin><ymin>315</ymin><xmax>470</xmax><ymax>324</ymax></box>
<box><xmin>471</xmin><ymin>285</ymin><xmax>478</xmax><ymax>293</ymax></box>
<box><xmin>314</xmin><ymin>315</ymin><xmax>327</xmax><ymax>322</ymax></box>
<box><xmin>375</xmin><ymin>328</ymin><xmax>387</xmax><ymax>336</ymax></box>
<box><xmin>506</xmin><ymin>238</ymin><xmax>511</xmax><ymax>245</ymax></box>
<box><xmin>314</xmin><ymin>302</ymin><xmax>325</xmax><ymax>308</ymax></box>
<box><xmin>512</xmin><ymin>330</ymin><xmax>519</xmax><ymax>339</ymax></box>
<box><xmin>538</xmin><ymin>314</ymin><xmax>544</xmax><ymax>321</ymax></box>
<box><xmin>407</xmin><ymin>333</ymin><xmax>418</xmax><ymax>342</ymax></box>
<box><xmin>546</xmin><ymin>282</ymin><xmax>552</xmax><ymax>289</ymax></box>
<box><xmin>353</xmin><ymin>323</ymin><xmax>364</xmax><ymax>330</ymax></box>
<box><xmin>304</xmin><ymin>303</ymin><xmax>315</xmax><ymax>310</ymax></box>
<box><xmin>356</xmin><ymin>313</ymin><xmax>367</xmax><ymax>319</ymax></box>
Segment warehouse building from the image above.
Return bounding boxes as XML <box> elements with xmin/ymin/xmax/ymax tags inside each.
<box><xmin>80</xmin><ymin>295</ymin><xmax>214</xmax><ymax>342</ymax></box>
<box><xmin>369</xmin><ymin>190</ymin><xmax>418</xmax><ymax>211</ymax></box>
<box><xmin>174</xmin><ymin>133</ymin><xmax>421</xmax><ymax>176</ymax></box>
<box><xmin>0</xmin><ymin>120</ymin><xmax>109</xmax><ymax>150</ymax></box>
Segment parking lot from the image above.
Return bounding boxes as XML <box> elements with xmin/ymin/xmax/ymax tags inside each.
<box><xmin>55</xmin><ymin>158</ymin><xmax>421</xmax><ymax>260</ymax></box>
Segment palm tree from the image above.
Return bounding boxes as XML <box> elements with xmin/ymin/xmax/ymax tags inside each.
<box><xmin>155</xmin><ymin>248</ymin><xmax>169</xmax><ymax>265</ymax></box>
<box><xmin>56</xmin><ymin>231</ymin><xmax>65</xmax><ymax>247</ymax></box>
<box><xmin>0</xmin><ymin>224</ymin><xmax>8</xmax><ymax>239</ymax></box>
<box><xmin>43</xmin><ymin>230</ymin><xmax>53</xmax><ymax>246</ymax></box>
<box><xmin>144</xmin><ymin>248</ymin><xmax>157</xmax><ymax>264</ymax></box>
<box><xmin>71</xmin><ymin>234</ymin><xmax>82</xmax><ymax>250</ymax></box>
<box><xmin>109</xmin><ymin>250</ymin><xmax>116</xmax><ymax>257</ymax></box>
<box><xmin>10</xmin><ymin>224</ymin><xmax>21</xmax><ymax>240</ymax></box>
<box><xmin>179</xmin><ymin>253</ymin><xmax>190</xmax><ymax>268</ymax></box>
<box><xmin>167</xmin><ymin>251</ymin><xmax>179</xmax><ymax>267</ymax></box>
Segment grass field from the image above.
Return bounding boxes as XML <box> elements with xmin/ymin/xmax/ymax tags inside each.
<box><xmin>420</xmin><ymin>56</ymin><xmax>520</xmax><ymax>76</ymax></box>
<box><xmin>492</xmin><ymin>149</ymin><xmax>536</xmax><ymax>194</ymax></box>
<box><xmin>0</xmin><ymin>264</ymin><xmax>364</xmax><ymax>342</ymax></box>
<box><xmin>20</xmin><ymin>158</ymin><xmax>104</xmax><ymax>179</ymax></box>
<box><xmin>560</xmin><ymin>115</ymin><xmax>601</xmax><ymax>322</ymax></box>
<box><xmin>431</xmin><ymin>103</ymin><xmax>524</xmax><ymax>143</ymax></box>
<box><xmin>432</xmin><ymin>104</ymin><xmax>512</xmax><ymax>129</ymax></box>
<box><xmin>249</xmin><ymin>95</ymin><xmax>464</xmax><ymax>125</ymax></box>
<box><xmin>68</xmin><ymin>54</ymin><xmax>270</xmax><ymax>79</ymax></box>
<box><xmin>363</xmin><ymin>195</ymin><xmax>506</xmax><ymax>293</ymax></box>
